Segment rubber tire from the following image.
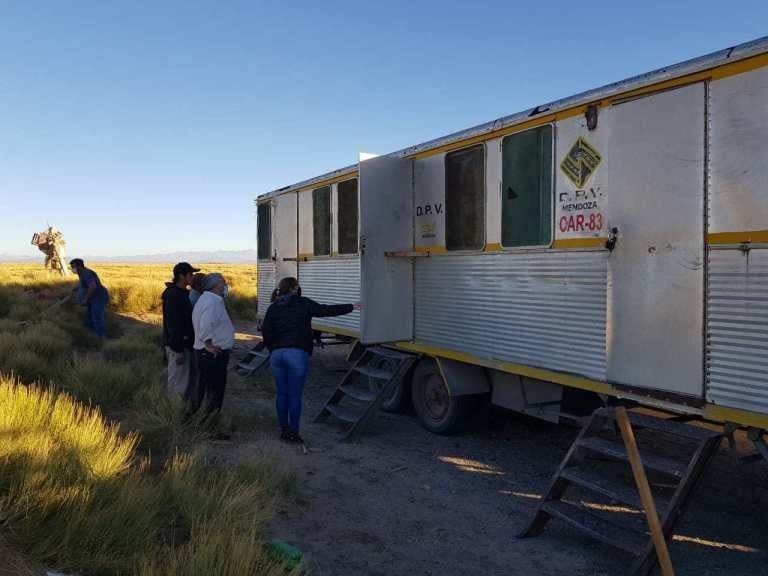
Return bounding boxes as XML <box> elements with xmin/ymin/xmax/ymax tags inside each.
<box><xmin>411</xmin><ymin>359</ymin><xmax>468</xmax><ymax>435</ymax></box>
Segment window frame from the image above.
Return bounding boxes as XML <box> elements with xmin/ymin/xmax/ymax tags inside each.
<box><xmin>257</xmin><ymin>201</ymin><xmax>272</xmax><ymax>261</ymax></box>
<box><xmin>500</xmin><ymin>124</ymin><xmax>555</xmax><ymax>251</ymax></box>
<box><xmin>444</xmin><ymin>142</ymin><xmax>487</xmax><ymax>253</ymax></box>
<box><xmin>312</xmin><ymin>185</ymin><xmax>332</xmax><ymax>257</ymax></box>
<box><xmin>336</xmin><ymin>177</ymin><xmax>359</xmax><ymax>256</ymax></box>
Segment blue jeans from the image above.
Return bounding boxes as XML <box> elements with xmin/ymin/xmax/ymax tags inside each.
<box><xmin>270</xmin><ymin>348</ymin><xmax>309</xmax><ymax>433</ymax></box>
<box><xmin>86</xmin><ymin>299</ymin><xmax>107</xmax><ymax>338</ymax></box>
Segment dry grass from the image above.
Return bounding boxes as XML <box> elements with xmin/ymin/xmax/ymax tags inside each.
<box><xmin>0</xmin><ymin>264</ymin><xmax>298</xmax><ymax>575</ymax></box>
<box><xmin>0</xmin><ymin>262</ymin><xmax>258</xmax><ymax>320</ymax></box>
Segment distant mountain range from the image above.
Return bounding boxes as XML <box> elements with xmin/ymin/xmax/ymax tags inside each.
<box><xmin>0</xmin><ymin>249</ymin><xmax>258</xmax><ymax>264</ymax></box>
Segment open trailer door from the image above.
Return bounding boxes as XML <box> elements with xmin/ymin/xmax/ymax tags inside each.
<box><xmin>359</xmin><ymin>154</ymin><xmax>413</xmax><ymax>344</ymax></box>
<box><xmin>273</xmin><ymin>191</ymin><xmax>298</xmax><ymax>282</ymax></box>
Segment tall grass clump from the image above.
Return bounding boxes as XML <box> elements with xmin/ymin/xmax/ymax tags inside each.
<box><xmin>0</xmin><ymin>378</ymin><xmax>295</xmax><ymax>575</ymax></box>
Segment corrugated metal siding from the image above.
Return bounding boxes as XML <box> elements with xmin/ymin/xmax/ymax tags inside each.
<box><xmin>415</xmin><ymin>251</ymin><xmax>607</xmax><ymax>381</ymax></box>
<box><xmin>706</xmin><ymin>249</ymin><xmax>768</xmax><ymax>414</ymax></box>
<box><xmin>257</xmin><ymin>261</ymin><xmax>276</xmax><ymax>318</ymax></box>
<box><xmin>299</xmin><ymin>257</ymin><xmax>360</xmax><ymax>334</ymax></box>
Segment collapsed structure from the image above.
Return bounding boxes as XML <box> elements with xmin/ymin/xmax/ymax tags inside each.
<box><xmin>31</xmin><ymin>226</ymin><xmax>69</xmax><ymax>276</ymax></box>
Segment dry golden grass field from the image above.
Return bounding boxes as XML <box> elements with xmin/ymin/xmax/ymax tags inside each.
<box><xmin>0</xmin><ymin>262</ymin><xmax>300</xmax><ymax>576</ymax></box>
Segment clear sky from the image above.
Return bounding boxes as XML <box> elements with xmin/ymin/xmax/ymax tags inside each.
<box><xmin>1</xmin><ymin>1</ymin><xmax>766</xmax><ymax>258</ymax></box>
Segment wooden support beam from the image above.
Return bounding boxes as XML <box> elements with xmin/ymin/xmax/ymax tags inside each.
<box><xmin>615</xmin><ymin>407</ymin><xmax>675</xmax><ymax>576</ymax></box>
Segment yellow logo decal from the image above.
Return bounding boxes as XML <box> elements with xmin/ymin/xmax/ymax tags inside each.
<box><xmin>560</xmin><ymin>137</ymin><xmax>602</xmax><ymax>188</ymax></box>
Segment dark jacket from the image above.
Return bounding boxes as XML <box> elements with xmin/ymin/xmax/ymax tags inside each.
<box><xmin>162</xmin><ymin>283</ymin><xmax>194</xmax><ymax>352</ymax></box>
<box><xmin>262</xmin><ymin>294</ymin><xmax>353</xmax><ymax>355</ymax></box>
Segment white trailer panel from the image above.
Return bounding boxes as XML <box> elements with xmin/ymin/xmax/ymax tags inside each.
<box><xmin>414</xmin><ymin>251</ymin><xmax>608</xmax><ymax>381</ymax></box>
<box><xmin>707</xmin><ymin>249</ymin><xmax>768</xmax><ymax>413</ymax></box>
<box><xmin>299</xmin><ymin>257</ymin><xmax>361</xmax><ymax>334</ymax></box>
<box><xmin>604</xmin><ymin>83</ymin><xmax>705</xmax><ymax>397</ymax></box>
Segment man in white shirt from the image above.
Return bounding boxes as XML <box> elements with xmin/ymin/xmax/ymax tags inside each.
<box><xmin>191</xmin><ymin>273</ymin><xmax>235</xmax><ymax>415</ymax></box>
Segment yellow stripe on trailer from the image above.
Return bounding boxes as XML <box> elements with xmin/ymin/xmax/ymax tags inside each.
<box><xmin>393</xmin><ymin>341</ymin><xmax>768</xmax><ymax>429</ymax></box>
<box><xmin>707</xmin><ymin>230</ymin><xmax>768</xmax><ymax>244</ymax></box>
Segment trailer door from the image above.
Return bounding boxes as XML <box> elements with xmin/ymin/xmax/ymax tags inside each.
<box><xmin>359</xmin><ymin>155</ymin><xmax>413</xmax><ymax>344</ymax></box>
<box><xmin>606</xmin><ymin>83</ymin><xmax>705</xmax><ymax>398</ymax></box>
<box><xmin>274</xmin><ymin>191</ymin><xmax>298</xmax><ymax>282</ymax></box>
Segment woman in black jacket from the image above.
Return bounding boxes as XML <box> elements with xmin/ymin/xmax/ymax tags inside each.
<box><xmin>262</xmin><ymin>277</ymin><xmax>357</xmax><ymax>443</ymax></box>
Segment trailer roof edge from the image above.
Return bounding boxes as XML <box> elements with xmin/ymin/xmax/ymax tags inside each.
<box><xmin>257</xmin><ymin>35</ymin><xmax>768</xmax><ymax>202</ymax></box>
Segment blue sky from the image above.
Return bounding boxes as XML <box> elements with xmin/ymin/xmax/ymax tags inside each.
<box><xmin>1</xmin><ymin>1</ymin><xmax>766</xmax><ymax>258</ymax></box>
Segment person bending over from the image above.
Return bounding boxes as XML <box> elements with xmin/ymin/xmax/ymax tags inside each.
<box><xmin>261</xmin><ymin>276</ymin><xmax>358</xmax><ymax>444</ymax></box>
<box><xmin>69</xmin><ymin>258</ymin><xmax>109</xmax><ymax>338</ymax></box>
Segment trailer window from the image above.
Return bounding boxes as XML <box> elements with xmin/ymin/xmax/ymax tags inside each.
<box><xmin>313</xmin><ymin>186</ymin><xmax>331</xmax><ymax>256</ymax></box>
<box><xmin>337</xmin><ymin>178</ymin><xmax>358</xmax><ymax>254</ymax></box>
<box><xmin>257</xmin><ymin>202</ymin><xmax>271</xmax><ymax>260</ymax></box>
<box><xmin>501</xmin><ymin>125</ymin><xmax>553</xmax><ymax>247</ymax></box>
<box><xmin>445</xmin><ymin>144</ymin><xmax>485</xmax><ymax>251</ymax></box>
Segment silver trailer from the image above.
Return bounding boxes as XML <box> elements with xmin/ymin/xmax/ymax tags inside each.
<box><xmin>257</xmin><ymin>36</ymin><xmax>768</xmax><ymax>436</ymax></box>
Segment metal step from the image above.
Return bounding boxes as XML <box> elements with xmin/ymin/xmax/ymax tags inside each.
<box><xmin>541</xmin><ymin>500</ymin><xmax>648</xmax><ymax>555</ymax></box>
<box><xmin>561</xmin><ymin>467</ymin><xmax>670</xmax><ymax>513</ymax></box>
<box><xmin>325</xmin><ymin>403</ymin><xmax>366</xmax><ymax>424</ymax></box>
<box><xmin>594</xmin><ymin>408</ymin><xmax>721</xmax><ymax>442</ymax></box>
<box><xmin>340</xmin><ymin>384</ymin><xmax>378</xmax><ymax>403</ymax></box>
<box><xmin>354</xmin><ymin>365</ymin><xmax>394</xmax><ymax>380</ymax></box>
<box><xmin>367</xmin><ymin>346</ymin><xmax>413</xmax><ymax>361</ymax></box>
<box><xmin>578</xmin><ymin>436</ymin><xmax>685</xmax><ymax>479</ymax></box>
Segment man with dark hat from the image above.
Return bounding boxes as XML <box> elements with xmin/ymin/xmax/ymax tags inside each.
<box><xmin>162</xmin><ymin>262</ymin><xmax>200</xmax><ymax>399</ymax></box>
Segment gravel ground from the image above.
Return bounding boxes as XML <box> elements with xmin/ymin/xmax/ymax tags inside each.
<box><xmin>229</xmin><ymin>337</ymin><xmax>768</xmax><ymax>576</ymax></box>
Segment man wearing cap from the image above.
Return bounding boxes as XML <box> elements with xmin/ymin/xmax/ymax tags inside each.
<box><xmin>191</xmin><ymin>272</ymin><xmax>235</xmax><ymax>415</ymax></box>
<box><xmin>162</xmin><ymin>262</ymin><xmax>200</xmax><ymax>399</ymax></box>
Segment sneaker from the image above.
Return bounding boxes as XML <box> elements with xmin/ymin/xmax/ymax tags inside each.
<box><xmin>287</xmin><ymin>431</ymin><xmax>304</xmax><ymax>444</ymax></box>
<box><xmin>279</xmin><ymin>429</ymin><xmax>291</xmax><ymax>442</ymax></box>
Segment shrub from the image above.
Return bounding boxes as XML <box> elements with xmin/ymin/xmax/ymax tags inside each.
<box><xmin>66</xmin><ymin>355</ymin><xmax>159</xmax><ymax>414</ymax></box>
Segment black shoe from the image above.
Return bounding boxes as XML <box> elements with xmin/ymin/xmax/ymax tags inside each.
<box><xmin>287</xmin><ymin>431</ymin><xmax>304</xmax><ymax>444</ymax></box>
<box><xmin>279</xmin><ymin>429</ymin><xmax>291</xmax><ymax>442</ymax></box>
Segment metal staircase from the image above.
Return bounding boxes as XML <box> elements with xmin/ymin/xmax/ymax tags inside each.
<box><xmin>235</xmin><ymin>341</ymin><xmax>270</xmax><ymax>376</ymax></box>
<box><xmin>314</xmin><ymin>345</ymin><xmax>417</xmax><ymax>441</ymax></box>
<box><xmin>518</xmin><ymin>406</ymin><xmax>722</xmax><ymax>576</ymax></box>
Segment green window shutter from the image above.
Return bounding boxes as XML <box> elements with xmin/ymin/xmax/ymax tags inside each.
<box><xmin>312</xmin><ymin>186</ymin><xmax>331</xmax><ymax>256</ymax></box>
<box><xmin>501</xmin><ymin>125</ymin><xmax>553</xmax><ymax>247</ymax></box>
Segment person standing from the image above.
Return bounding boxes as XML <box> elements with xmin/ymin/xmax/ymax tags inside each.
<box><xmin>161</xmin><ymin>262</ymin><xmax>199</xmax><ymax>399</ymax></box>
<box><xmin>69</xmin><ymin>258</ymin><xmax>110</xmax><ymax>338</ymax></box>
<box><xmin>262</xmin><ymin>276</ymin><xmax>357</xmax><ymax>443</ymax></box>
<box><xmin>191</xmin><ymin>273</ymin><xmax>235</xmax><ymax>415</ymax></box>
<box><xmin>189</xmin><ymin>272</ymin><xmax>207</xmax><ymax>308</ymax></box>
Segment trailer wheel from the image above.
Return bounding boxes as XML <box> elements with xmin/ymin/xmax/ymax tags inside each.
<box><xmin>411</xmin><ymin>359</ymin><xmax>467</xmax><ymax>434</ymax></box>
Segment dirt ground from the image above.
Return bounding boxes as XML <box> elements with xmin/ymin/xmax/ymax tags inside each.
<box><xmin>228</xmin><ymin>334</ymin><xmax>768</xmax><ymax>576</ymax></box>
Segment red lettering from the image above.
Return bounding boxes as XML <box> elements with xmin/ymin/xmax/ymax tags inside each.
<box><xmin>576</xmin><ymin>215</ymin><xmax>585</xmax><ymax>231</ymax></box>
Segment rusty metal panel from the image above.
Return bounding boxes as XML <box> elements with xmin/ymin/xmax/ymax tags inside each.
<box><xmin>709</xmin><ymin>66</ymin><xmax>768</xmax><ymax>234</ymax></box>
<box><xmin>298</xmin><ymin>257</ymin><xmax>361</xmax><ymax>334</ymax></box>
<box><xmin>257</xmin><ymin>261</ymin><xmax>276</xmax><ymax>319</ymax></box>
<box><xmin>707</xmin><ymin>249</ymin><xmax>768</xmax><ymax>415</ymax></box>
<box><xmin>414</xmin><ymin>251</ymin><xmax>607</xmax><ymax>381</ymax></box>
